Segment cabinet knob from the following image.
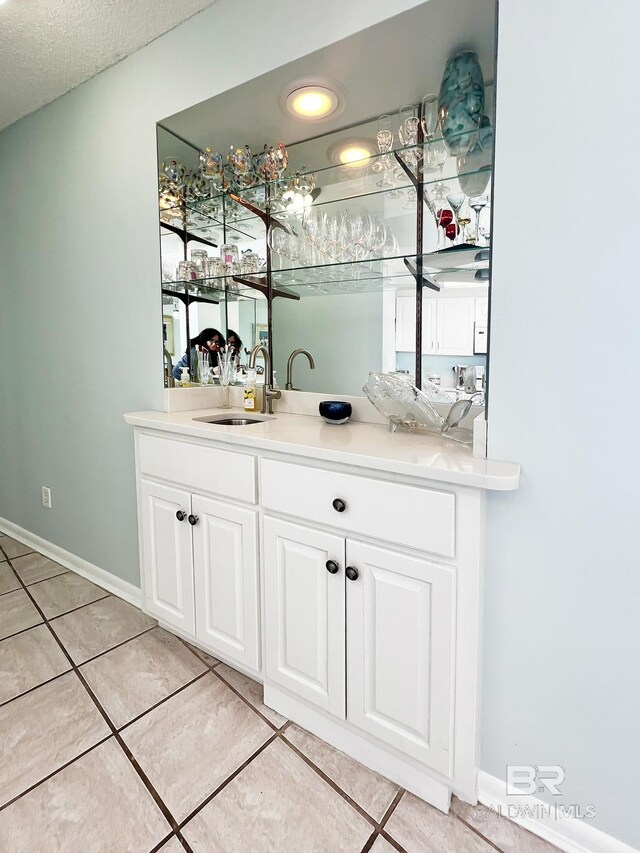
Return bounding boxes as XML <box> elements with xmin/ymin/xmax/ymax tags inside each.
<box><xmin>345</xmin><ymin>566</ymin><xmax>359</xmax><ymax>581</ymax></box>
<box><xmin>188</xmin><ymin>514</ymin><xmax>199</xmax><ymax>526</ymax></box>
<box><xmin>325</xmin><ymin>560</ymin><xmax>339</xmax><ymax>574</ymax></box>
<box><xmin>332</xmin><ymin>498</ymin><xmax>346</xmax><ymax>513</ymax></box>
<box><xmin>176</xmin><ymin>510</ymin><xmax>187</xmax><ymax>522</ymax></box>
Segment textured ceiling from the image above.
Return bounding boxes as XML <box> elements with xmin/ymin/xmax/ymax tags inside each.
<box><xmin>0</xmin><ymin>0</ymin><xmax>218</xmax><ymax>132</ymax></box>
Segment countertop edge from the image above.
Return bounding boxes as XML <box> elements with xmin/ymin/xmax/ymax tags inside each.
<box><xmin>123</xmin><ymin>411</ymin><xmax>521</xmax><ymax>491</ymax></box>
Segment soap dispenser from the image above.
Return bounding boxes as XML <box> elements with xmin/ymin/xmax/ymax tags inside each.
<box><xmin>179</xmin><ymin>367</ymin><xmax>191</xmax><ymax>387</ymax></box>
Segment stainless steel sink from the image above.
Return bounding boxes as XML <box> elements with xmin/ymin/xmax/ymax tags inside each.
<box><xmin>193</xmin><ymin>415</ymin><xmax>267</xmax><ymax>426</ymax></box>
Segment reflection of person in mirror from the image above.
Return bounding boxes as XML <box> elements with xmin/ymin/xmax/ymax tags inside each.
<box><xmin>172</xmin><ymin>328</ymin><xmax>226</xmax><ymax>380</ymax></box>
<box><xmin>226</xmin><ymin>329</ymin><xmax>243</xmax><ymax>368</ymax></box>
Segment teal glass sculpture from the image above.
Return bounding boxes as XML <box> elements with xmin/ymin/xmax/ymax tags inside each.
<box><xmin>438</xmin><ymin>51</ymin><xmax>485</xmax><ymax>157</ymax></box>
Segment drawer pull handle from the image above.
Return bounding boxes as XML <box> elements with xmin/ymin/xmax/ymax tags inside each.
<box><xmin>188</xmin><ymin>514</ymin><xmax>199</xmax><ymax>526</ymax></box>
<box><xmin>345</xmin><ymin>566</ymin><xmax>359</xmax><ymax>581</ymax></box>
<box><xmin>332</xmin><ymin>498</ymin><xmax>346</xmax><ymax>513</ymax></box>
<box><xmin>325</xmin><ymin>560</ymin><xmax>339</xmax><ymax>574</ymax></box>
<box><xmin>176</xmin><ymin>510</ymin><xmax>187</xmax><ymax>522</ymax></box>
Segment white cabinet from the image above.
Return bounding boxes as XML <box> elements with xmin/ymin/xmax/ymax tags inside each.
<box><xmin>395</xmin><ymin>295</ymin><xmax>416</xmax><ymax>352</ymax></box>
<box><xmin>263</xmin><ymin>517</ymin><xmax>345</xmax><ymax>718</ymax></box>
<box><xmin>138</xmin><ymin>451</ymin><xmax>260</xmax><ymax>672</ymax></box>
<box><xmin>192</xmin><ymin>495</ymin><xmax>260</xmax><ymax>671</ymax></box>
<box><xmin>139</xmin><ymin>479</ymin><xmax>195</xmax><ymax>634</ymax></box>
<box><xmin>346</xmin><ymin>539</ymin><xmax>455</xmax><ymax>776</ymax></box>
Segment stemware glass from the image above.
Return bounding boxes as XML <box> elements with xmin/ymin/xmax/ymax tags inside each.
<box><xmin>430</xmin><ymin>139</ymin><xmax>450</xmax><ymax>199</ymax></box>
<box><xmin>398</xmin><ymin>104</ymin><xmax>421</xmax><ymax>171</ymax></box>
<box><xmin>421</xmin><ymin>94</ymin><xmax>440</xmax><ymax>173</ymax></box>
<box><xmin>469</xmin><ymin>195</ymin><xmax>489</xmax><ymax>244</ymax></box>
<box><xmin>446</xmin><ymin>193</ymin><xmax>466</xmax><ymax>245</ymax></box>
<box><xmin>436</xmin><ymin>207</ymin><xmax>454</xmax><ymax>250</ymax></box>
<box><xmin>457</xmin><ymin>202</ymin><xmax>472</xmax><ymax>244</ymax></box>
<box><xmin>375</xmin><ymin>116</ymin><xmax>395</xmax><ymax>188</ymax></box>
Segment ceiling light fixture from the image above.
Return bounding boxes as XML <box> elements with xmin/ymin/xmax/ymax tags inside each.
<box><xmin>282</xmin><ymin>77</ymin><xmax>346</xmax><ymax>122</ymax></box>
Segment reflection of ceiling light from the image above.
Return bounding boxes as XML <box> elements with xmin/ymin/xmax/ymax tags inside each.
<box><xmin>328</xmin><ymin>138</ymin><xmax>376</xmax><ymax>168</ymax></box>
<box><xmin>282</xmin><ymin>77</ymin><xmax>346</xmax><ymax>122</ymax></box>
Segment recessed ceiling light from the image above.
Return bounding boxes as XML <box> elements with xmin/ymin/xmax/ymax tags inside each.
<box><xmin>328</xmin><ymin>138</ymin><xmax>376</xmax><ymax>168</ymax></box>
<box><xmin>281</xmin><ymin>77</ymin><xmax>346</xmax><ymax>122</ymax></box>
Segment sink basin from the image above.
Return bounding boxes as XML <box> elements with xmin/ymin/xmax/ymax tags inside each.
<box><xmin>194</xmin><ymin>415</ymin><xmax>267</xmax><ymax>426</ymax></box>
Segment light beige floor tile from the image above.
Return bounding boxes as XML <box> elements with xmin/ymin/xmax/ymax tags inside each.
<box><xmin>50</xmin><ymin>595</ymin><xmax>156</xmax><ymax>663</ymax></box>
<box><xmin>0</xmin><ymin>624</ymin><xmax>70</xmax><ymax>705</ymax></box>
<box><xmin>0</xmin><ymin>589</ymin><xmax>42</xmax><ymax>640</ymax></box>
<box><xmin>0</xmin><ymin>671</ymin><xmax>110</xmax><ymax>807</ymax></box>
<box><xmin>371</xmin><ymin>837</ymin><xmax>398</xmax><ymax>853</ymax></box>
<box><xmin>183</xmin><ymin>738</ymin><xmax>373</xmax><ymax>852</ymax></box>
<box><xmin>0</xmin><ymin>739</ymin><xmax>169</xmax><ymax>852</ymax></box>
<box><xmin>451</xmin><ymin>798</ymin><xmax>561</xmax><ymax>852</ymax></box>
<box><xmin>0</xmin><ymin>563</ymin><xmax>20</xmax><ymax>595</ymax></box>
<box><xmin>81</xmin><ymin>627</ymin><xmax>207</xmax><ymax>727</ymax></box>
<box><xmin>0</xmin><ymin>536</ymin><xmax>33</xmax><ymax>559</ymax></box>
<box><xmin>284</xmin><ymin>723</ymin><xmax>398</xmax><ymax>821</ymax></box>
<box><xmin>122</xmin><ymin>673</ymin><xmax>272</xmax><ymax>822</ymax></box>
<box><xmin>184</xmin><ymin>641</ymin><xmax>219</xmax><ymax>668</ymax></box>
<box><xmin>158</xmin><ymin>838</ymin><xmax>185</xmax><ymax>853</ymax></box>
<box><xmin>29</xmin><ymin>572</ymin><xmax>108</xmax><ymax>619</ymax></box>
<box><xmin>11</xmin><ymin>552</ymin><xmax>68</xmax><ymax>586</ymax></box>
<box><xmin>217</xmin><ymin>663</ymin><xmax>287</xmax><ymax>728</ymax></box>
<box><xmin>384</xmin><ymin>792</ymin><xmax>495</xmax><ymax>853</ymax></box>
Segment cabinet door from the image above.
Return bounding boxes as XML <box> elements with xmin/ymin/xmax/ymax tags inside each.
<box><xmin>192</xmin><ymin>495</ymin><xmax>260</xmax><ymax>671</ymax></box>
<box><xmin>435</xmin><ymin>298</ymin><xmax>474</xmax><ymax>356</ymax></box>
<box><xmin>263</xmin><ymin>517</ymin><xmax>345</xmax><ymax>719</ymax></box>
<box><xmin>474</xmin><ymin>295</ymin><xmax>489</xmax><ymax>326</ymax></box>
<box><xmin>395</xmin><ymin>295</ymin><xmax>416</xmax><ymax>352</ymax></box>
<box><xmin>139</xmin><ymin>479</ymin><xmax>194</xmax><ymax>634</ymax></box>
<box><xmin>421</xmin><ymin>299</ymin><xmax>437</xmax><ymax>354</ymax></box>
<box><xmin>346</xmin><ymin>540</ymin><xmax>455</xmax><ymax>776</ymax></box>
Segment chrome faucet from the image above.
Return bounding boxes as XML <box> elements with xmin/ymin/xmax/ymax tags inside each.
<box><xmin>248</xmin><ymin>344</ymin><xmax>281</xmax><ymax>414</ymax></box>
<box><xmin>285</xmin><ymin>348</ymin><xmax>315</xmax><ymax>390</ymax></box>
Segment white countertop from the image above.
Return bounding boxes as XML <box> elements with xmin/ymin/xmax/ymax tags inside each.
<box><xmin>124</xmin><ymin>408</ymin><xmax>520</xmax><ymax>491</ymax></box>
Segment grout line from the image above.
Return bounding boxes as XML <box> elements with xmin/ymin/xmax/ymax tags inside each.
<box><xmin>378</xmin><ymin>790</ymin><xmax>409</xmax><ymax>852</ymax></box>
<box><xmin>358</xmin><ymin>830</ymin><xmax>379</xmax><ymax>853</ymax></box>
<box><xmin>177</xmin><ymin>733</ymin><xmax>279</xmax><ymax>829</ymax></box>
<box><xmin>452</xmin><ymin>810</ymin><xmax>503</xmax><ymax>852</ymax></box>
<box><xmin>211</xmin><ymin>665</ymin><xmax>282</xmax><ymax>733</ymax></box>
<box><xmin>0</xmin><ymin>620</ymin><xmax>45</xmax><ymax>642</ymax></box>
<box><xmin>72</xmin><ymin>624</ymin><xmax>158</xmax><ymax>667</ymax></box>
<box><xmin>0</xmin><ymin>665</ymin><xmax>73</xmax><ymax>710</ymax></box>
<box><xmin>43</xmin><ymin>591</ymin><xmax>112</xmax><ymax>622</ymax></box>
<box><xmin>1</xmin><ymin>554</ymin><xmax>191</xmax><ymax>849</ymax></box>
<box><xmin>0</xmin><ymin>734</ymin><xmax>114</xmax><ymax>812</ymax></box>
<box><xmin>14</xmin><ymin>569</ymin><xmax>71</xmax><ymax>589</ymax></box>
<box><xmin>147</xmin><ymin>830</ymin><xmax>176</xmax><ymax>853</ymax></box>
<box><xmin>280</xmin><ymin>734</ymin><xmax>378</xmax><ymax>828</ymax></box>
<box><xmin>117</xmin><ymin>670</ymin><xmax>210</xmax><ymax>733</ymax></box>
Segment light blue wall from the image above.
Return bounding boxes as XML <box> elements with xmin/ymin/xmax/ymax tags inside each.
<box><xmin>484</xmin><ymin>1</ymin><xmax>640</xmax><ymax>847</ymax></box>
<box><xmin>395</xmin><ymin>352</ymin><xmax>486</xmax><ymax>385</ymax></box>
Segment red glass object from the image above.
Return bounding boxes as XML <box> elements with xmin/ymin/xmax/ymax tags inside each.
<box><xmin>437</xmin><ymin>208</ymin><xmax>454</xmax><ymax>227</ymax></box>
<box><xmin>445</xmin><ymin>223</ymin><xmax>460</xmax><ymax>240</ymax></box>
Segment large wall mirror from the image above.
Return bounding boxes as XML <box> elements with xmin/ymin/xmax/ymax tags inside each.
<box><xmin>157</xmin><ymin>0</ymin><xmax>495</xmax><ymax>404</ymax></box>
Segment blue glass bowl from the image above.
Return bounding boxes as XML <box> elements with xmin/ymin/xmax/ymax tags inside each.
<box><xmin>319</xmin><ymin>401</ymin><xmax>352</xmax><ymax>425</ymax></box>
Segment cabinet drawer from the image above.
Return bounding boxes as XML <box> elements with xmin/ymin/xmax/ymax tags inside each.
<box><xmin>260</xmin><ymin>459</ymin><xmax>455</xmax><ymax>558</ymax></box>
<box><xmin>138</xmin><ymin>433</ymin><xmax>256</xmax><ymax>504</ymax></box>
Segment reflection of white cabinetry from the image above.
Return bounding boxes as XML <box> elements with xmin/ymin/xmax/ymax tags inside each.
<box><xmin>396</xmin><ymin>295</ymin><xmax>476</xmax><ymax>356</ymax></box>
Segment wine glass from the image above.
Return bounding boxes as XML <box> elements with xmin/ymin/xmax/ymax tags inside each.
<box><xmin>398</xmin><ymin>104</ymin><xmax>421</xmax><ymax>173</ymax></box>
<box><xmin>421</xmin><ymin>94</ymin><xmax>440</xmax><ymax>173</ymax></box>
<box><xmin>446</xmin><ymin>193</ymin><xmax>465</xmax><ymax>245</ymax></box>
<box><xmin>431</xmin><ymin>139</ymin><xmax>450</xmax><ymax>199</ymax></box>
<box><xmin>469</xmin><ymin>195</ymin><xmax>489</xmax><ymax>244</ymax></box>
<box><xmin>436</xmin><ymin>207</ymin><xmax>454</xmax><ymax>250</ymax></box>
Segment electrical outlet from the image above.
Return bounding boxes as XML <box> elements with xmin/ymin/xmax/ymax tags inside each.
<box><xmin>41</xmin><ymin>486</ymin><xmax>52</xmax><ymax>509</ymax></box>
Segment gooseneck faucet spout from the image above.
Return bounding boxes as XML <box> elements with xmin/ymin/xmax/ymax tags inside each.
<box><xmin>285</xmin><ymin>349</ymin><xmax>316</xmax><ymax>390</ymax></box>
<box><xmin>248</xmin><ymin>344</ymin><xmax>281</xmax><ymax>414</ymax></box>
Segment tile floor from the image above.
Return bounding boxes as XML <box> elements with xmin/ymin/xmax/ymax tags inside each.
<box><xmin>0</xmin><ymin>533</ymin><xmax>561</xmax><ymax>853</ymax></box>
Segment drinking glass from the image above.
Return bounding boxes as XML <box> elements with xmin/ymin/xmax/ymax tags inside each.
<box><xmin>431</xmin><ymin>139</ymin><xmax>450</xmax><ymax>199</ymax></box>
<box><xmin>398</xmin><ymin>105</ymin><xmax>421</xmax><ymax>174</ymax></box>
<box><xmin>469</xmin><ymin>195</ymin><xmax>489</xmax><ymax>244</ymax></box>
<box><xmin>446</xmin><ymin>193</ymin><xmax>465</xmax><ymax>245</ymax></box>
<box><xmin>375</xmin><ymin>115</ymin><xmax>395</xmax><ymax>189</ymax></box>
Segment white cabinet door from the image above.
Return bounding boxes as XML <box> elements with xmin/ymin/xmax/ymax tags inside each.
<box><xmin>346</xmin><ymin>539</ymin><xmax>455</xmax><ymax>777</ymax></box>
<box><xmin>421</xmin><ymin>299</ymin><xmax>437</xmax><ymax>354</ymax></box>
<box><xmin>474</xmin><ymin>296</ymin><xmax>489</xmax><ymax>326</ymax></box>
<box><xmin>192</xmin><ymin>495</ymin><xmax>260</xmax><ymax>671</ymax></box>
<box><xmin>435</xmin><ymin>298</ymin><xmax>474</xmax><ymax>356</ymax></box>
<box><xmin>395</xmin><ymin>295</ymin><xmax>416</xmax><ymax>352</ymax></box>
<box><xmin>139</xmin><ymin>479</ymin><xmax>194</xmax><ymax>634</ymax></box>
<box><xmin>263</xmin><ymin>516</ymin><xmax>346</xmax><ymax>719</ymax></box>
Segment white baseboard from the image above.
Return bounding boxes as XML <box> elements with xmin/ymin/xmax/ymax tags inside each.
<box><xmin>478</xmin><ymin>771</ymin><xmax>638</xmax><ymax>853</ymax></box>
<box><xmin>0</xmin><ymin>517</ymin><xmax>142</xmax><ymax>608</ymax></box>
